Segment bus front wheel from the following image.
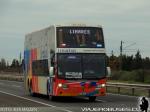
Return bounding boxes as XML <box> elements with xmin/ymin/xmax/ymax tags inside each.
<box><xmin>89</xmin><ymin>96</ymin><xmax>96</xmax><ymax>102</ymax></box>
<box><xmin>48</xmin><ymin>95</ymin><xmax>55</xmax><ymax>101</ymax></box>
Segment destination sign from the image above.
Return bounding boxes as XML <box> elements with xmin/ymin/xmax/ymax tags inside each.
<box><xmin>69</xmin><ymin>29</ymin><xmax>90</xmax><ymax>34</ymax></box>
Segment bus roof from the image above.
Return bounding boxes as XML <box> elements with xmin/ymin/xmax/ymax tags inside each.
<box><xmin>55</xmin><ymin>24</ymin><xmax>102</xmax><ymax>28</ymax></box>
<box><xmin>25</xmin><ymin>24</ymin><xmax>103</xmax><ymax>36</ymax></box>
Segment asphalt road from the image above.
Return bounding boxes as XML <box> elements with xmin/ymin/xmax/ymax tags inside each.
<box><xmin>0</xmin><ymin>80</ymin><xmax>147</xmax><ymax>112</ymax></box>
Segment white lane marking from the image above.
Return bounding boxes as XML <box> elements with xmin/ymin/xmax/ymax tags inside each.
<box><xmin>0</xmin><ymin>90</ymin><xmax>56</xmax><ymax>107</ymax></box>
<box><xmin>57</xmin><ymin>108</ymin><xmax>73</xmax><ymax>112</ymax></box>
<box><xmin>0</xmin><ymin>90</ymin><xmax>73</xmax><ymax>112</ymax></box>
<box><xmin>12</xmin><ymin>85</ymin><xmax>21</xmax><ymax>88</ymax></box>
<box><xmin>96</xmin><ymin>99</ymin><xmax>107</xmax><ymax>103</ymax></box>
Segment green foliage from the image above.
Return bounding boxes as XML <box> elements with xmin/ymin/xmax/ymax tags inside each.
<box><xmin>108</xmin><ymin>50</ymin><xmax>150</xmax><ymax>71</ymax></box>
<box><xmin>111</xmin><ymin>70</ymin><xmax>150</xmax><ymax>83</ymax></box>
<box><xmin>143</xmin><ymin>70</ymin><xmax>150</xmax><ymax>83</ymax></box>
<box><xmin>0</xmin><ymin>58</ymin><xmax>23</xmax><ymax>73</ymax></box>
<box><xmin>11</xmin><ymin>59</ymin><xmax>20</xmax><ymax>68</ymax></box>
<box><xmin>0</xmin><ymin>58</ymin><xmax>6</xmax><ymax>70</ymax></box>
<box><xmin>122</xmin><ymin>55</ymin><xmax>134</xmax><ymax>71</ymax></box>
<box><xmin>108</xmin><ymin>50</ymin><xmax>150</xmax><ymax>84</ymax></box>
<box><xmin>133</xmin><ymin>50</ymin><xmax>142</xmax><ymax>69</ymax></box>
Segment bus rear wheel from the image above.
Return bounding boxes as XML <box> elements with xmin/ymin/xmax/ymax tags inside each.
<box><xmin>89</xmin><ymin>96</ymin><xmax>96</xmax><ymax>102</ymax></box>
<box><xmin>29</xmin><ymin>83</ymin><xmax>35</xmax><ymax>96</ymax></box>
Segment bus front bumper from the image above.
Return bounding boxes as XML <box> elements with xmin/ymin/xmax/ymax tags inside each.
<box><xmin>55</xmin><ymin>83</ymin><xmax>106</xmax><ymax>96</ymax></box>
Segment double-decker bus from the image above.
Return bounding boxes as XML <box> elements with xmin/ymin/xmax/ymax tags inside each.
<box><xmin>24</xmin><ymin>24</ymin><xmax>108</xmax><ymax>101</ymax></box>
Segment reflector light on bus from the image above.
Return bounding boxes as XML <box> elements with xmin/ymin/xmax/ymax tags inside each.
<box><xmin>60</xmin><ymin>43</ymin><xmax>66</xmax><ymax>47</ymax></box>
<box><xmin>96</xmin><ymin>83</ymin><xmax>105</xmax><ymax>88</ymax></box>
<box><xmin>96</xmin><ymin>44</ymin><xmax>102</xmax><ymax>47</ymax></box>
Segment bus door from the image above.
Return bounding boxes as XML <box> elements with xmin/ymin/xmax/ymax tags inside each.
<box><xmin>49</xmin><ymin>67</ymin><xmax>54</xmax><ymax>95</ymax></box>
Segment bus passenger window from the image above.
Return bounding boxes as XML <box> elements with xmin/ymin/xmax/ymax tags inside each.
<box><xmin>32</xmin><ymin>59</ymin><xmax>49</xmax><ymax>76</ymax></box>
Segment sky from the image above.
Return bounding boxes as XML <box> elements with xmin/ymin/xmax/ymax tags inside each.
<box><xmin>0</xmin><ymin>0</ymin><xmax>150</xmax><ymax>63</ymax></box>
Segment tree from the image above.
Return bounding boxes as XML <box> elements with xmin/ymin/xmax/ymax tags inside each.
<box><xmin>108</xmin><ymin>55</ymin><xmax>120</xmax><ymax>70</ymax></box>
<box><xmin>0</xmin><ymin>58</ymin><xmax>6</xmax><ymax>70</ymax></box>
<box><xmin>122</xmin><ymin>55</ymin><xmax>134</xmax><ymax>71</ymax></box>
<box><xmin>6</xmin><ymin>61</ymin><xmax>9</xmax><ymax>67</ymax></box>
<box><xmin>11</xmin><ymin>59</ymin><xmax>19</xmax><ymax>68</ymax></box>
<box><xmin>134</xmin><ymin>50</ymin><xmax>142</xmax><ymax>69</ymax></box>
<box><xmin>143</xmin><ymin>57</ymin><xmax>150</xmax><ymax>69</ymax></box>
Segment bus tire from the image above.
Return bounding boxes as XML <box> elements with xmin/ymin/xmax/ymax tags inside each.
<box><xmin>29</xmin><ymin>81</ymin><xmax>35</xmax><ymax>96</ymax></box>
<box><xmin>47</xmin><ymin>81</ymin><xmax>50</xmax><ymax>96</ymax></box>
<box><xmin>89</xmin><ymin>96</ymin><xmax>96</xmax><ymax>102</ymax></box>
<box><xmin>47</xmin><ymin>80</ymin><xmax>55</xmax><ymax>101</ymax></box>
<box><xmin>49</xmin><ymin>95</ymin><xmax>55</xmax><ymax>101</ymax></box>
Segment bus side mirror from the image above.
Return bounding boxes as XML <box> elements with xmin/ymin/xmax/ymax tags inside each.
<box><xmin>106</xmin><ymin>67</ymin><xmax>111</xmax><ymax>77</ymax></box>
<box><xmin>49</xmin><ymin>67</ymin><xmax>54</xmax><ymax>76</ymax></box>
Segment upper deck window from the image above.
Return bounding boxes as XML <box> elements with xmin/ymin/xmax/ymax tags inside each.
<box><xmin>56</xmin><ymin>27</ymin><xmax>104</xmax><ymax>48</ymax></box>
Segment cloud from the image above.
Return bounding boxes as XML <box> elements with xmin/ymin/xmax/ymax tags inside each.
<box><xmin>0</xmin><ymin>0</ymin><xmax>150</xmax><ymax>60</ymax></box>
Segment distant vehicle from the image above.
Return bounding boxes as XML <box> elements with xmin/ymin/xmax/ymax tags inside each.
<box><xmin>24</xmin><ymin>24</ymin><xmax>109</xmax><ymax>102</ymax></box>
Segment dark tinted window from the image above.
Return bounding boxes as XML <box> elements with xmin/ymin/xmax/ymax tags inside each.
<box><xmin>82</xmin><ymin>54</ymin><xmax>106</xmax><ymax>79</ymax></box>
<box><xmin>57</xmin><ymin>54</ymin><xmax>82</xmax><ymax>79</ymax></box>
<box><xmin>32</xmin><ymin>59</ymin><xmax>49</xmax><ymax>76</ymax></box>
<box><xmin>57</xmin><ymin>54</ymin><xmax>106</xmax><ymax>79</ymax></box>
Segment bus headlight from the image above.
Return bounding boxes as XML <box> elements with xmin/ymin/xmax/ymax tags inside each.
<box><xmin>101</xmin><ymin>84</ymin><xmax>105</xmax><ymax>87</ymax></box>
<box><xmin>58</xmin><ymin>83</ymin><xmax>69</xmax><ymax>89</ymax></box>
<box><xmin>58</xmin><ymin>83</ymin><xmax>62</xmax><ymax>87</ymax></box>
<box><xmin>96</xmin><ymin>84</ymin><xmax>106</xmax><ymax>88</ymax></box>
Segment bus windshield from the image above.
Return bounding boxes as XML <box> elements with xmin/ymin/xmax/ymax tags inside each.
<box><xmin>57</xmin><ymin>54</ymin><xmax>82</xmax><ymax>79</ymax></box>
<box><xmin>82</xmin><ymin>54</ymin><xmax>106</xmax><ymax>79</ymax></box>
<box><xmin>57</xmin><ymin>27</ymin><xmax>104</xmax><ymax>48</ymax></box>
<box><xmin>57</xmin><ymin>54</ymin><xmax>106</xmax><ymax>79</ymax></box>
